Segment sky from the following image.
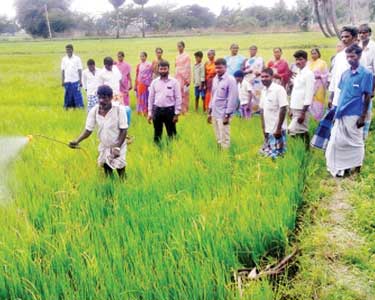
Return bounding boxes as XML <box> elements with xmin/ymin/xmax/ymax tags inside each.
<box><xmin>1</xmin><ymin>0</ymin><xmax>297</xmax><ymax>18</ymax></box>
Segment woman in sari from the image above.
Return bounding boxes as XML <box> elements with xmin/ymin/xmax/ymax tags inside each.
<box><xmin>116</xmin><ymin>51</ymin><xmax>132</xmax><ymax>106</ymax></box>
<box><xmin>308</xmin><ymin>48</ymin><xmax>329</xmax><ymax>121</ymax></box>
<box><xmin>204</xmin><ymin>49</ymin><xmax>216</xmax><ymax>112</ymax></box>
<box><xmin>135</xmin><ymin>52</ymin><xmax>153</xmax><ymax>116</ymax></box>
<box><xmin>152</xmin><ymin>47</ymin><xmax>163</xmax><ymax>79</ymax></box>
<box><xmin>267</xmin><ymin>47</ymin><xmax>291</xmax><ymax>88</ymax></box>
<box><xmin>175</xmin><ymin>41</ymin><xmax>191</xmax><ymax>114</ymax></box>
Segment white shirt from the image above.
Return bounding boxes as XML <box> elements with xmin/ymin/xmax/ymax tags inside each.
<box><xmin>61</xmin><ymin>54</ymin><xmax>83</xmax><ymax>83</ymax></box>
<box><xmin>86</xmin><ymin>104</ymin><xmax>128</xmax><ymax>148</ymax></box>
<box><xmin>329</xmin><ymin>48</ymin><xmax>350</xmax><ymax>106</ymax></box>
<box><xmin>290</xmin><ymin>66</ymin><xmax>315</xmax><ymax>110</ymax></box>
<box><xmin>97</xmin><ymin>66</ymin><xmax>122</xmax><ymax>95</ymax></box>
<box><xmin>259</xmin><ymin>83</ymin><xmax>289</xmax><ymax>133</ymax></box>
<box><xmin>359</xmin><ymin>39</ymin><xmax>375</xmax><ymax>75</ymax></box>
<box><xmin>243</xmin><ymin>56</ymin><xmax>264</xmax><ymax>82</ymax></box>
<box><xmin>238</xmin><ymin>80</ymin><xmax>252</xmax><ymax>105</ymax></box>
<box><xmin>82</xmin><ymin>68</ymin><xmax>101</xmax><ymax>96</ymax></box>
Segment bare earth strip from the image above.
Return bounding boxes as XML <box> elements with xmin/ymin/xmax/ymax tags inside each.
<box><xmin>279</xmin><ymin>173</ymin><xmax>375</xmax><ymax>300</ymax></box>
<box><xmin>323</xmin><ymin>180</ymin><xmax>372</xmax><ymax>299</ymax></box>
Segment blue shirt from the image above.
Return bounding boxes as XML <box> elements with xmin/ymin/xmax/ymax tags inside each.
<box><xmin>209</xmin><ymin>72</ymin><xmax>239</xmax><ymax>119</ymax></box>
<box><xmin>225</xmin><ymin>55</ymin><xmax>245</xmax><ymax>76</ymax></box>
<box><xmin>335</xmin><ymin>65</ymin><xmax>373</xmax><ymax>119</ymax></box>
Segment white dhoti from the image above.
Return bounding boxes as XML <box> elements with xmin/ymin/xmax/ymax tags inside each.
<box><xmin>86</xmin><ymin>104</ymin><xmax>129</xmax><ymax>170</ymax></box>
<box><xmin>288</xmin><ymin>109</ymin><xmax>310</xmax><ymax>135</ymax></box>
<box><xmin>98</xmin><ymin>143</ymin><xmax>127</xmax><ymax>169</ymax></box>
<box><xmin>326</xmin><ymin>116</ymin><xmax>364</xmax><ymax>177</ymax></box>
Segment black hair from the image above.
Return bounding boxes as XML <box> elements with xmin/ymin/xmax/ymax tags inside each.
<box><xmin>311</xmin><ymin>48</ymin><xmax>321</xmax><ymax>58</ymax></box>
<box><xmin>140</xmin><ymin>51</ymin><xmax>148</xmax><ymax>58</ymax></box>
<box><xmin>359</xmin><ymin>24</ymin><xmax>372</xmax><ymax>34</ymax></box>
<box><xmin>215</xmin><ymin>58</ymin><xmax>227</xmax><ymax>66</ymax></box>
<box><xmin>273</xmin><ymin>47</ymin><xmax>282</xmax><ymax>53</ymax></box>
<box><xmin>66</xmin><ymin>44</ymin><xmax>73</xmax><ymax>50</ymax></box>
<box><xmin>345</xmin><ymin>44</ymin><xmax>363</xmax><ymax>56</ymax></box>
<box><xmin>178</xmin><ymin>41</ymin><xmax>185</xmax><ymax>48</ymax></box>
<box><xmin>159</xmin><ymin>60</ymin><xmax>170</xmax><ymax>68</ymax></box>
<box><xmin>194</xmin><ymin>51</ymin><xmax>203</xmax><ymax>58</ymax></box>
<box><xmin>87</xmin><ymin>59</ymin><xmax>95</xmax><ymax>66</ymax></box>
<box><xmin>261</xmin><ymin>68</ymin><xmax>274</xmax><ymax>76</ymax></box>
<box><xmin>117</xmin><ymin>51</ymin><xmax>125</xmax><ymax>57</ymax></box>
<box><xmin>155</xmin><ymin>47</ymin><xmax>163</xmax><ymax>53</ymax></box>
<box><xmin>97</xmin><ymin>85</ymin><xmax>113</xmax><ymax>98</ymax></box>
<box><xmin>293</xmin><ymin>50</ymin><xmax>308</xmax><ymax>60</ymax></box>
<box><xmin>103</xmin><ymin>56</ymin><xmax>114</xmax><ymax>66</ymax></box>
<box><xmin>341</xmin><ymin>26</ymin><xmax>358</xmax><ymax>38</ymax></box>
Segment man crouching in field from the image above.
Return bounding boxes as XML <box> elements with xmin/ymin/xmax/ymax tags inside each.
<box><xmin>69</xmin><ymin>85</ymin><xmax>128</xmax><ymax>179</ymax></box>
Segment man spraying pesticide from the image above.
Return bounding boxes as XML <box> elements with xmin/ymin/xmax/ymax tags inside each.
<box><xmin>69</xmin><ymin>85</ymin><xmax>128</xmax><ymax>179</ymax></box>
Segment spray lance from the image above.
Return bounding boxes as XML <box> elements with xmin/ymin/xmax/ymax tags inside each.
<box><xmin>26</xmin><ymin>134</ymin><xmax>88</xmax><ymax>155</ymax></box>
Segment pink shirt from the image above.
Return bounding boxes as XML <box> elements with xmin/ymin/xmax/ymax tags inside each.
<box><xmin>148</xmin><ymin>76</ymin><xmax>182</xmax><ymax>117</ymax></box>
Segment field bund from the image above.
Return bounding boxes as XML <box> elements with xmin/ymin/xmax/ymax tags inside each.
<box><xmin>0</xmin><ymin>33</ymin><xmax>336</xmax><ymax>299</ymax></box>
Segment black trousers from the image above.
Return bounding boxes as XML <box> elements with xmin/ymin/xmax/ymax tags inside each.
<box><xmin>153</xmin><ymin>106</ymin><xmax>177</xmax><ymax>143</ymax></box>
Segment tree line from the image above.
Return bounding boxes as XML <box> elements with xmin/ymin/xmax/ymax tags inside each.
<box><xmin>0</xmin><ymin>0</ymin><xmax>373</xmax><ymax>38</ymax></box>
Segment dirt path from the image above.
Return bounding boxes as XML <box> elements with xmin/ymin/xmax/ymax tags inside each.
<box><xmin>321</xmin><ymin>179</ymin><xmax>372</xmax><ymax>299</ymax></box>
<box><xmin>280</xmin><ymin>175</ymin><xmax>375</xmax><ymax>300</ymax></box>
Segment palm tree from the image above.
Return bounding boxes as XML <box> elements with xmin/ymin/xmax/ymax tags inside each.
<box><xmin>327</xmin><ymin>0</ymin><xmax>340</xmax><ymax>38</ymax></box>
<box><xmin>312</xmin><ymin>0</ymin><xmax>339</xmax><ymax>38</ymax></box>
<box><xmin>109</xmin><ymin>0</ymin><xmax>126</xmax><ymax>39</ymax></box>
<box><xmin>321</xmin><ymin>0</ymin><xmax>336</xmax><ymax>37</ymax></box>
<box><xmin>313</xmin><ymin>0</ymin><xmax>330</xmax><ymax>37</ymax></box>
<box><xmin>133</xmin><ymin>0</ymin><xmax>148</xmax><ymax>38</ymax></box>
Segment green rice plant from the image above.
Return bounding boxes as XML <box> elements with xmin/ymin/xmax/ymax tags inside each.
<box><xmin>0</xmin><ymin>33</ymin><xmax>336</xmax><ymax>299</ymax></box>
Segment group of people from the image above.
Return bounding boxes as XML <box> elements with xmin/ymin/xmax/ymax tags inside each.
<box><xmin>64</xmin><ymin>23</ymin><xmax>374</xmax><ymax>179</ymax></box>
<box><xmin>315</xmin><ymin>24</ymin><xmax>374</xmax><ymax>177</ymax></box>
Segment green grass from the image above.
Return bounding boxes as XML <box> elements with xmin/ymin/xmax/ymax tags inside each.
<box><xmin>276</xmin><ymin>125</ymin><xmax>375</xmax><ymax>299</ymax></box>
<box><xmin>0</xmin><ymin>33</ymin><xmax>337</xmax><ymax>299</ymax></box>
